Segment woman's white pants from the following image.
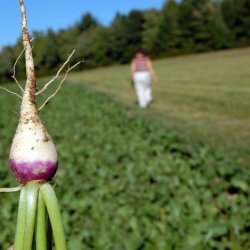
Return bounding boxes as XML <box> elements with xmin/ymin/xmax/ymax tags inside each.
<box><xmin>133</xmin><ymin>71</ymin><xmax>152</xmax><ymax>108</ymax></box>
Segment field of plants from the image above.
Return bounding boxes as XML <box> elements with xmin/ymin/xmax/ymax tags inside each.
<box><xmin>0</xmin><ymin>71</ymin><xmax>250</xmax><ymax>249</ymax></box>
<box><xmin>70</xmin><ymin>47</ymin><xmax>250</xmax><ymax>166</ymax></box>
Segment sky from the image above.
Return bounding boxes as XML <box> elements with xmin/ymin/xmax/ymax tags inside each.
<box><xmin>0</xmin><ymin>0</ymin><xmax>165</xmax><ymax>49</ymax></box>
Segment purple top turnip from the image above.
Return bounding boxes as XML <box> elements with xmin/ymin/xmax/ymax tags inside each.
<box><xmin>9</xmin><ymin>108</ymin><xmax>58</xmax><ymax>183</ymax></box>
<box><xmin>4</xmin><ymin>2</ymin><xmax>78</xmax><ymax>249</ymax></box>
<box><xmin>9</xmin><ymin>0</ymin><xmax>58</xmax><ymax>184</ymax></box>
<box><xmin>7</xmin><ymin>0</ymin><xmax>80</xmax><ymax>185</ymax></box>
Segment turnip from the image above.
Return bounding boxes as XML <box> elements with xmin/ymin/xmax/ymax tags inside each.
<box><xmin>0</xmin><ymin>0</ymin><xmax>82</xmax><ymax>249</ymax></box>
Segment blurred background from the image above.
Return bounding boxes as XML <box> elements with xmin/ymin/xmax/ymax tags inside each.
<box><xmin>0</xmin><ymin>0</ymin><xmax>250</xmax><ymax>249</ymax></box>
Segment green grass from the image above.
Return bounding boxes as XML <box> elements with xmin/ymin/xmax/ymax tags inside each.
<box><xmin>69</xmin><ymin>47</ymin><xmax>250</xmax><ymax>166</ymax></box>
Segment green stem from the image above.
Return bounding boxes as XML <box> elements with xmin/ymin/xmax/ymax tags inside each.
<box><xmin>36</xmin><ymin>190</ymin><xmax>47</xmax><ymax>250</ymax></box>
<box><xmin>23</xmin><ymin>181</ymin><xmax>40</xmax><ymax>250</ymax></box>
<box><xmin>46</xmin><ymin>214</ymin><xmax>53</xmax><ymax>250</ymax></box>
<box><xmin>40</xmin><ymin>183</ymin><xmax>67</xmax><ymax>250</ymax></box>
<box><xmin>14</xmin><ymin>185</ymin><xmax>26</xmax><ymax>250</ymax></box>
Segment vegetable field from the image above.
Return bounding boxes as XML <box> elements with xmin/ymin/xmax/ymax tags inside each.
<box><xmin>1</xmin><ymin>79</ymin><xmax>249</xmax><ymax>249</ymax></box>
<box><xmin>69</xmin><ymin>47</ymin><xmax>250</xmax><ymax>166</ymax></box>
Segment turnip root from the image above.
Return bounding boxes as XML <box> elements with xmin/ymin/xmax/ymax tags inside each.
<box><xmin>9</xmin><ymin>0</ymin><xmax>80</xmax><ymax>184</ymax></box>
<box><xmin>9</xmin><ymin>0</ymin><xmax>57</xmax><ymax>184</ymax></box>
<box><xmin>9</xmin><ymin>97</ymin><xmax>58</xmax><ymax>183</ymax></box>
<box><xmin>1</xmin><ymin>0</ymin><xmax>82</xmax><ymax>249</ymax></box>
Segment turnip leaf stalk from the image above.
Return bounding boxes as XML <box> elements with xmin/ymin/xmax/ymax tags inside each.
<box><xmin>14</xmin><ymin>186</ymin><xmax>26</xmax><ymax>249</ymax></box>
<box><xmin>2</xmin><ymin>0</ymin><xmax>82</xmax><ymax>249</ymax></box>
<box><xmin>36</xmin><ymin>191</ymin><xmax>47</xmax><ymax>250</ymax></box>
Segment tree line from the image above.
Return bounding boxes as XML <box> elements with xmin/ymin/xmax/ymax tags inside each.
<box><xmin>0</xmin><ymin>0</ymin><xmax>249</xmax><ymax>83</ymax></box>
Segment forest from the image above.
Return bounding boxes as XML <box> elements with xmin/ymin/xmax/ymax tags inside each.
<box><xmin>0</xmin><ymin>0</ymin><xmax>249</xmax><ymax>82</ymax></box>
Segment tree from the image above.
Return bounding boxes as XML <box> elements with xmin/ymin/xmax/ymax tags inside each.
<box><xmin>124</xmin><ymin>10</ymin><xmax>145</xmax><ymax>61</ymax></box>
<box><xmin>57</xmin><ymin>27</ymin><xmax>79</xmax><ymax>62</ymax></box>
<box><xmin>142</xmin><ymin>10</ymin><xmax>161</xmax><ymax>55</ymax></box>
<box><xmin>179</xmin><ymin>0</ymin><xmax>230</xmax><ymax>52</ymax></box>
<box><xmin>88</xmin><ymin>27</ymin><xmax>113</xmax><ymax>66</ymax></box>
<box><xmin>108</xmin><ymin>13</ymin><xmax>128</xmax><ymax>62</ymax></box>
<box><xmin>206</xmin><ymin>1</ymin><xmax>234</xmax><ymax>49</ymax></box>
<box><xmin>77</xmin><ymin>12</ymin><xmax>99</xmax><ymax>33</ymax></box>
<box><xmin>221</xmin><ymin>0</ymin><xmax>250</xmax><ymax>45</ymax></box>
<box><xmin>33</xmin><ymin>29</ymin><xmax>61</xmax><ymax>74</ymax></box>
<box><xmin>74</xmin><ymin>26</ymin><xmax>112</xmax><ymax>69</ymax></box>
<box><xmin>155</xmin><ymin>0</ymin><xmax>181</xmax><ymax>55</ymax></box>
<box><xmin>0</xmin><ymin>46</ymin><xmax>15</xmax><ymax>81</ymax></box>
<box><xmin>109</xmin><ymin>10</ymin><xmax>145</xmax><ymax>63</ymax></box>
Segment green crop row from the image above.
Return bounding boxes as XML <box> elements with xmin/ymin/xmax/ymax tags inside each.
<box><xmin>0</xmin><ymin>83</ymin><xmax>249</xmax><ymax>249</ymax></box>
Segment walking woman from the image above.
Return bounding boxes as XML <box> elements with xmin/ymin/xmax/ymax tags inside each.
<box><xmin>131</xmin><ymin>51</ymin><xmax>158</xmax><ymax>108</ymax></box>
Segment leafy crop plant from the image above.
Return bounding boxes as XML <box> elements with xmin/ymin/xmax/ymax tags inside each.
<box><xmin>0</xmin><ymin>1</ymin><xmax>82</xmax><ymax>249</ymax></box>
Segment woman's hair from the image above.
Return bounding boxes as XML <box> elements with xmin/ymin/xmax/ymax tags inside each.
<box><xmin>136</xmin><ymin>49</ymin><xmax>144</xmax><ymax>54</ymax></box>
<box><xmin>135</xmin><ymin>49</ymin><xmax>147</xmax><ymax>58</ymax></box>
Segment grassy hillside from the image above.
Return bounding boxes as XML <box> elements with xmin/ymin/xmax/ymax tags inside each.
<box><xmin>69</xmin><ymin>47</ymin><xmax>250</xmax><ymax>166</ymax></box>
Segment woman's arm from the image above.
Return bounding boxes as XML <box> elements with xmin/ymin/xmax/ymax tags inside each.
<box><xmin>130</xmin><ymin>60</ymin><xmax>136</xmax><ymax>79</ymax></box>
<box><xmin>147</xmin><ymin>58</ymin><xmax>158</xmax><ymax>83</ymax></box>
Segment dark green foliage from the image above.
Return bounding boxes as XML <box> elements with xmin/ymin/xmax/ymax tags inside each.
<box><xmin>0</xmin><ymin>82</ymin><xmax>249</xmax><ymax>249</ymax></box>
<box><xmin>221</xmin><ymin>0</ymin><xmax>250</xmax><ymax>44</ymax></box>
<box><xmin>73</xmin><ymin>27</ymin><xmax>113</xmax><ymax>68</ymax></box>
<box><xmin>0</xmin><ymin>46</ymin><xmax>15</xmax><ymax>82</ymax></box>
<box><xmin>87</xmin><ymin>28</ymin><xmax>113</xmax><ymax>67</ymax></box>
<box><xmin>154</xmin><ymin>0</ymin><xmax>181</xmax><ymax>55</ymax></box>
<box><xmin>109</xmin><ymin>11</ymin><xmax>145</xmax><ymax>63</ymax></box>
<box><xmin>178</xmin><ymin>0</ymin><xmax>230</xmax><ymax>52</ymax></box>
<box><xmin>77</xmin><ymin>12</ymin><xmax>99</xmax><ymax>33</ymax></box>
<box><xmin>33</xmin><ymin>29</ymin><xmax>61</xmax><ymax>74</ymax></box>
<box><xmin>141</xmin><ymin>10</ymin><xmax>161</xmax><ymax>55</ymax></box>
<box><xmin>122</xmin><ymin>10</ymin><xmax>145</xmax><ymax>62</ymax></box>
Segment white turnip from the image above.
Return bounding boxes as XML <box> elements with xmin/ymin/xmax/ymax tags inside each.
<box><xmin>1</xmin><ymin>0</ymin><xmax>82</xmax><ymax>249</ymax></box>
<box><xmin>8</xmin><ymin>0</ymin><xmax>80</xmax><ymax>184</ymax></box>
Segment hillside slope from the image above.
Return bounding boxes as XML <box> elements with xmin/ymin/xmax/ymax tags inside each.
<box><xmin>69</xmin><ymin>47</ymin><xmax>250</xmax><ymax>165</ymax></box>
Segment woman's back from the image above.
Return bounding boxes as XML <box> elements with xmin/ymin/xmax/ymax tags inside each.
<box><xmin>133</xmin><ymin>53</ymin><xmax>149</xmax><ymax>72</ymax></box>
